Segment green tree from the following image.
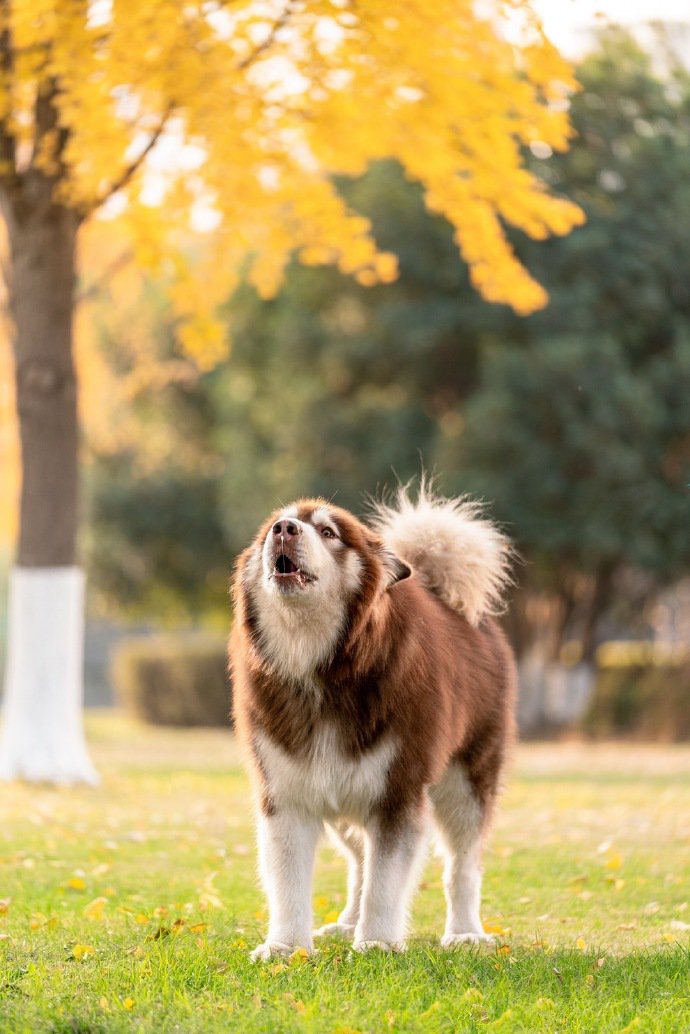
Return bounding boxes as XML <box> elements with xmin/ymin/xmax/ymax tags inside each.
<box><xmin>455</xmin><ymin>28</ymin><xmax>690</xmax><ymax>660</ymax></box>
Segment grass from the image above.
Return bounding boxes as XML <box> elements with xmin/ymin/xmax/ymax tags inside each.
<box><xmin>0</xmin><ymin>712</ymin><xmax>688</xmax><ymax>1033</ymax></box>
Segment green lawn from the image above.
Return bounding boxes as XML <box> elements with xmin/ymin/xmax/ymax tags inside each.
<box><xmin>0</xmin><ymin>713</ymin><xmax>688</xmax><ymax>1033</ymax></box>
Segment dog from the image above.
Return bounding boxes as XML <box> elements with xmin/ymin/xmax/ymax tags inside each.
<box><xmin>229</xmin><ymin>486</ymin><xmax>516</xmax><ymax>960</ymax></box>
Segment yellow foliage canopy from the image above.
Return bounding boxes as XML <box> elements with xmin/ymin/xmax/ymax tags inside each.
<box><xmin>1</xmin><ymin>0</ymin><xmax>582</xmax><ymax>360</ymax></box>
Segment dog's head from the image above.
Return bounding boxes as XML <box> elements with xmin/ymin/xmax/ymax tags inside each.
<box><xmin>233</xmin><ymin>499</ymin><xmax>411</xmax><ymax>680</ymax></box>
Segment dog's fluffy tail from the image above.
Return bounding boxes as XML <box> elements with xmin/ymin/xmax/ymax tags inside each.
<box><xmin>370</xmin><ymin>482</ymin><xmax>512</xmax><ymax>626</ymax></box>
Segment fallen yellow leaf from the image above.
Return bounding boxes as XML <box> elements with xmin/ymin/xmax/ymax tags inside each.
<box><xmin>461</xmin><ymin>988</ymin><xmax>483</xmax><ymax>1003</ymax></box>
<box><xmin>576</xmin><ymin>937</ymin><xmax>587</xmax><ymax>950</ymax></box>
<box><xmin>72</xmin><ymin>943</ymin><xmax>96</xmax><ymax>960</ymax></box>
<box><xmin>123</xmin><ymin>997</ymin><xmax>134</xmax><ymax>1011</ymax></box>
<box><xmin>66</xmin><ymin>877</ymin><xmax>86</xmax><ymax>892</ymax></box>
<box><xmin>84</xmin><ymin>897</ymin><xmax>108</xmax><ymax>920</ymax></box>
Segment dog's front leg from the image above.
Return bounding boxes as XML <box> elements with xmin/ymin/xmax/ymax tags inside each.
<box><xmin>251</xmin><ymin>810</ymin><xmax>321</xmax><ymax>961</ymax></box>
<box><xmin>354</xmin><ymin>810</ymin><xmax>428</xmax><ymax>952</ymax></box>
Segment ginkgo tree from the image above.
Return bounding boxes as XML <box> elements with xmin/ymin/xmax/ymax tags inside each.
<box><xmin>0</xmin><ymin>0</ymin><xmax>583</xmax><ymax>782</ymax></box>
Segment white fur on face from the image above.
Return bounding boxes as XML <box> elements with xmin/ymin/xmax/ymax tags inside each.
<box><xmin>255</xmin><ymin>725</ymin><xmax>397</xmax><ymax>821</ymax></box>
<box><xmin>245</xmin><ymin>508</ymin><xmax>363</xmax><ymax>682</ymax></box>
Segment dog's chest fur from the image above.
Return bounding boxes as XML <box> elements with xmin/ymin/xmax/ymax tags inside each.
<box><xmin>255</xmin><ymin>723</ymin><xmax>397</xmax><ymax>820</ymax></box>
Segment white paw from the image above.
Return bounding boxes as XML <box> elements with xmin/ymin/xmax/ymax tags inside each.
<box><xmin>314</xmin><ymin>921</ymin><xmax>356</xmax><ymax>940</ymax></box>
<box><xmin>441</xmin><ymin>932</ymin><xmax>496</xmax><ymax>948</ymax></box>
<box><xmin>353</xmin><ymin>939</ymin><xmax>406</xmax><ymax>953</ymax></box>
<box><xmin>250</xmin><ymin>941</ymin><xmax>307</xmax><ymax>962</ymax></box>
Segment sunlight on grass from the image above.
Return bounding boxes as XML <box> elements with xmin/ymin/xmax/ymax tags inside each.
<box><xmin>0</xmin><ymin>713</ymin><xmax>688</xmax><ymax>1032</ymax></box>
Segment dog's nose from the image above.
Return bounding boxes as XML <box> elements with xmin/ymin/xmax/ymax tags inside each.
<box><xmin>272</xmin><ymin>519</ymin><xmax>301</xmax><ymax>539</ymax></box>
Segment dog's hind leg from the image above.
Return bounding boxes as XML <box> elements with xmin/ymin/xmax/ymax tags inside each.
<box><xmin>314</xmin><ymin>822</ymin><xmax>364</xmax><ymax>940</ymax></box>
<box><xmin>430</xmin><ymin>762</ymin><xmax>494</xmax><ymax>947</ymax></box>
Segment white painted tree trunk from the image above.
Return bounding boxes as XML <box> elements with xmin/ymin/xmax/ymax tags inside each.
<box><xmin>0</xmin><ymin>567</ymin><xmax>98</xmax><ymax>784</ymax></box>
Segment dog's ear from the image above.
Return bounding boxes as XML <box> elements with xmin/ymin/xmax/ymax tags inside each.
<box><xmin>380</xmin><ymin>548</ymin><xmax>412</xmax><ymax>589</ymax></box>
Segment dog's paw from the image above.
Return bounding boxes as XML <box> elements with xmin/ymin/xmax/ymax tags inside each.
<box><xmin>353</xmin><ymin>939</ymin><xmax>406</xmax><ymax>953</ymax></box>
<box><xmin>440</xmin><ymin>932</ymin><xmax>496</xmax><ymax>949</ymax></box>
<box><xmin>250</xmin><ymin>941</ymin><xmax>305</xmax><ymax>962</ymax></box>
<box><xmin>313</xmin><ymin>921</ymin><xmax>356</xmax><ymax>940</ymax></box>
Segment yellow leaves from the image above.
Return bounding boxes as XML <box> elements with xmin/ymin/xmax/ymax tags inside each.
<box><xmin>65</xmin><ymin>876</ymin><xmax>86</xmax><ymax>892</ymax></box>
<box><xmin>0</xmin><ymin>899</ymin><xmax>10</xmax><ymax>914</ymax></box>
<box><xmin>484</xmin><ymin>919</ymin><xmax>511</xmax><ymax>936</ymax></box>
<box><xmin>71</xmin><ymin>943</ymin><xmax>96</xmax><ymax>960</ymax></box>
<box><xmin>84</xmin><ymin>896</ymin><xmax>108</xmax><ymax>920</ymax></box>
<box><xmin>617</xmin><ymin>1019</ymin><xmax>641</xmax><ymax>1034</ymax></box>
<box><xmin>461</xmin><ymin>988</ymin><xmax>484</xmax><ymax>1004</ymax></box>
<box><xmin>288</xmin><ymin>947</ymin><xmax>310</xmax><ymax>966</ymax></box>
<box><xmin>123</xmin><ymin>997</ymin><xmax>135</xmax><ymax>1011</ymax></box>
<box><xmin>6</xmin><ymin>0</ymin><xmax>581</xmax><ymax>330</ymax></box>
<box><xmin>603</xmin><ymin>848</ymin><xmax>624</xmax><ymax>871</ymax></box>
<box><xmin>576</xmin><ymin>937</ymin><xmax>587</xmax><ymax>950</ymax></box>
<box><xmin>30</xmin><ymin>913</ymin><xmax>59</xmax><ymax>931</ymax></box>
<box><xmin>198</xmin><ymin>872</ymin><xmax>223</xmax><ymax>911</ymax></box>
<box><xmin>488</xmin><ymin>1008</ymin><xmax>515</xmax><ymax>1029</ymax></box>
<box><xmin>419</xmin><ymin>1001</ymin><xmax>441</xmax><ymax>1020</ymax></box>
<box><xmin>283</xmin><ymin>993</ymin><xmax>306</xmax><ymax>1013</ymax></box>
<box><xmin>323</xmin><ymin>910</ymin><xmax>340</xmax><ymax>924</ymax></box>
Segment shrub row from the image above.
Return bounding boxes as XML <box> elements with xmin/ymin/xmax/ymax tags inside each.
<box><xmin>111</xmin><ymin>633</ymin><xmax>690</xmax><ymax>741</ymax></box>
<box><xmin>111</xmin><ymin>633</ymin><xmax>231</xmax><ymax>727</ymax></box>
<box><xmin>585</xmin><ymin>642</ymin><xmax>690</xmax><ymax>742</ymax></box>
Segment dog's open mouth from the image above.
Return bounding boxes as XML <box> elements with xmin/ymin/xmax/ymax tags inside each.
<box><xmin>273</xmin><ymin>553</ymin><xmax>316</xmax><ymax>588</ymax></box>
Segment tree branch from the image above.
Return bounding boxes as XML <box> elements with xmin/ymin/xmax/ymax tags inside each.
<box><xmin>76</xmin><ymin>248</ymin><xmax>132</xmax><ymax>303</ymax></box>
<box><xmin>235</xmin><ymin>0</ymin><xmax>297</xmax><ymax>71</ymax></box>
<box><xmin>0</xmin><ymin>0</ymin><xmax>18</xmax><ymax>189</ymax></box>
<box><xmin>87</xmin><ymin>103</ymin><xmax>174</xmax><ymax>213</ymax></box>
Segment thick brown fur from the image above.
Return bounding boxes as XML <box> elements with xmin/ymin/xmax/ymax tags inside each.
<box><xmin>230</xmin><ymin>498</ymin><xmax>516</xmax><ymax>833</ymax></box>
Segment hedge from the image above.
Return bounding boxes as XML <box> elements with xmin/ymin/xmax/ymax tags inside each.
<box><xmin>584</xmin><ymin>642</ymin><xmax>690</xmax><ymax>741</ymax></box>
<box><xmin>111</xmin><ymin>633</ymin><xmax>231</xmax><ymax>727</ymax></box>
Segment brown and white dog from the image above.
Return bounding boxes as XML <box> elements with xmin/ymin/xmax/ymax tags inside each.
<box><xmin>229</xmin><ymin>487</ymin><xmax>516</xmax><ymax>960</ymax></box>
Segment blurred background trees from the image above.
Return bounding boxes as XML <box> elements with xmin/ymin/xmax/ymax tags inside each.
<box><xmin>88</xmin><ymin>30</ymin><xmax>690</xmax><ymax>690</ymax></box>
<box><xmin>2</xmin><ymin>26</ymin><xmax>689</xmax><ymax>737</ymax></box>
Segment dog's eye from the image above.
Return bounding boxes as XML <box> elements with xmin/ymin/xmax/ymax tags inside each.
<box><xmin>321</xmin><ymin>527</ymin><xmax>336</xmax><ymax>539</ymax></box>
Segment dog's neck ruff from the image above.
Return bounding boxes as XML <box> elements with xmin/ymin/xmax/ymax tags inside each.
<box><xmin>253</xmin><ymin>585</ymin><xmax>346</xmax><ymax>682</ymax></box>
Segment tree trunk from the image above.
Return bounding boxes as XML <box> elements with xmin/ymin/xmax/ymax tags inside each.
<box><xmin>0</xmin><ymin>191</ymin><xmax>97</xmax><ymax>783</ymax></box>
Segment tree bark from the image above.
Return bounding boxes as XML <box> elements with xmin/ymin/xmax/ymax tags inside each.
<box><xmin>0</xmin><ymin>182</ymin><xmax>97</xmax><ymax>783</ymax></box>
<box><xmin>6</xmin><ymin>193</ymin><xmax>80</xmax><ymax>566</ymax></box>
